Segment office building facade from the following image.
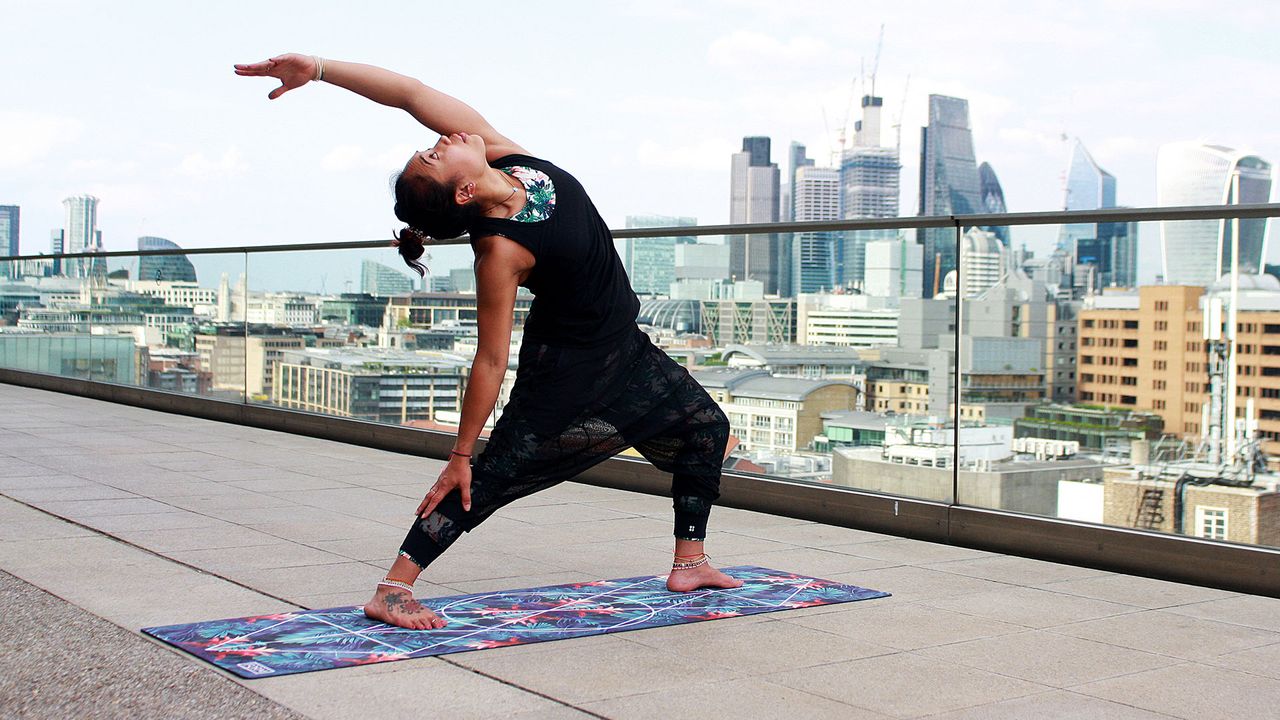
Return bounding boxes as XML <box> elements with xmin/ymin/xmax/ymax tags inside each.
<box><xmin>1157</xmin><ymin>142</ymin><xmax>1273</xmax><ymax>286</ymax></box>
<box><xmin>622</xmin><ymin>215</ymin><xmax>697</xmax><ymax>296</ymax></box>
<box><xmin>729</xmin><ymin>137</ymin><xmax>784</xmax><ymax>296</ymax></box>
<box><xmin>137</xmin><ymin>236</ymin><xmax>197</xmax><ymax>283</ymax></box>
<box><xmin>918</xmin><ymin>95</ymin><xmax>983</xmax><ymax>297</ymax></box>
<box><xmin>791</xmin><ymin>166</ymin><xmax>841</xmax><ymax>294</ymax></box>
<box><xmin>0</xmin><ymin>206</ymin><xmax>17</xmax><ymax>278</ymax></box>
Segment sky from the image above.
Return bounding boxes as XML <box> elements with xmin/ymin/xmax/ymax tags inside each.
<box><xmin>3</xmin><ymin>0</ymin><xmax>1278</xmax><ymax>290</ymax></box>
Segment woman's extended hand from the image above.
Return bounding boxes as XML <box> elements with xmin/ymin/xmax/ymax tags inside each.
<box><xmin>415</xmin><ymin>457</ymin><xmax>473</xmax><ymax>519</ymax></box>
<box><xmin>233</xmin><ymin>53</ymin><xmax>318</xmax><ymax>100</ymax></box>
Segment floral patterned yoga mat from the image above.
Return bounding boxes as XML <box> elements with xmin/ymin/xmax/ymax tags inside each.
<box><xmin>142</xmin><ymin>565</ymin><xmax>889</xmax><ymax>678</ymax></box>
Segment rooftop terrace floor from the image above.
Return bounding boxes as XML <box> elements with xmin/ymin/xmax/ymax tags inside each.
<box><xmin>2</xmin><ymin>383</ymin><xmax>1279</xmax><ymax>719</ymax></box>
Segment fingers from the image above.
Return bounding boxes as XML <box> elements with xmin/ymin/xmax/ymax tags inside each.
<box><xmin>268</xmin><ymin>84</ymin><xmax>289</xmax><ymax>100</ymax></box>
<box><xmin>460</xmin><ymin>481</ymin><xmax>472</xmax><ymax>513</ymax></box>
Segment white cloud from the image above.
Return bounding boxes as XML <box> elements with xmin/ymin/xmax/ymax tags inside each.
<box><xmin>179</xmin><ymin>146</ymin><xmax>247</xmax><ymax>178</ymax></box>
<box><xmin>636</xmin><ymin>137</ymin><xmax>737</xmax><ymax>172</ymax></box>
<box><xmin>0</xmin><ymin>112</ymin><xmax>83</xmax><ymax>169</ymax></box>
<box><xmin>321</xmin><ymin>143</ymin><xmax>415</xmax><ymax>173</ymax></box>
<box><xmin>707</xmin><ymin>31</ymin><xmax>831</xmax><ymax>69</ymax></box>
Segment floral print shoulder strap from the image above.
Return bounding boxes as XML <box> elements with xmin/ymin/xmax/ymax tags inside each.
<box><xmin>501</xmin><ymin>166</ymin><xmax>556</xmax><ymax>223</ymax></box>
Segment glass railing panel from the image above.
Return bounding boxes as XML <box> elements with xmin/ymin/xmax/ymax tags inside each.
<box><xmin>0</xmin><ymin>250</ymin><xmax>252</xmax><ymax>400</ymax></box>
<box><xmin>243</xmin><ymin>245</ymin><xmax>469</xmax><ymax>425</ymax></box>
<box><xmin>650</xmin><ymin>227</ymin><xmax>960</xmax><ymax>505</ymax></box>
<box><xmin>958</xmin><ymin>215</ymin><xmax>1280</xmax><ymax>551</ymax></box>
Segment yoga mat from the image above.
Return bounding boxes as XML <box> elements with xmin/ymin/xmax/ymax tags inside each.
<box><xmin>143</xmin><ymin>565</ymin><xmax>888</xmax><ymax>678</ymax></box>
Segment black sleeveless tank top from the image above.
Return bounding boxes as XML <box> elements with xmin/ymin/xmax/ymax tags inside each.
<box><xmin>469</xmin><ymin>154</ymin><xmax>640</xmax><ymax>348</ymax></box>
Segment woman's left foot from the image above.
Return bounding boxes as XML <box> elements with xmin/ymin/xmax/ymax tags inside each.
<box><xmin>667</xmin><ymin>558</ymin><xmax>744</xmax><ymax>592</ymax></box>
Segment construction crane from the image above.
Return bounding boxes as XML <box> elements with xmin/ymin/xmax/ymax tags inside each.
<box><xmin>891</xmin><ymin>74</ymin><xmax>911</xmax><ymax>152</ymax></box>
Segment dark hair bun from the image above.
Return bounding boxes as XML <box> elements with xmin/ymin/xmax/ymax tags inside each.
<box><xmin>393</xmin><ymin>228</ymin><xmax>429</xmax><ymax>277</ymax></box>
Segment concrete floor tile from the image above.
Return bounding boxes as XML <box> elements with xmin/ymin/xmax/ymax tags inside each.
<box><xmin>581</xmin><ymin>677</ymin><xmax>891</xmax><ymax>720</ymax></box>
<box><xmin>451</xmin><ymin>635</ymin><xmax>741</xmax><ymax>703</ymax></box>
<box><xmin>81</xmin><ymin>510</ymin><xmax>228</xmax><ymax>533</ymax></box>
<box><xmin>916</xmin><ymin>630</ymin><xmax>1178</xmax><ymax>688</ymax></box>
<box><xmin>786</xmin><ymin>600</ymin><xmax>1025</xmax><ymax>651</ymax></box>
<box><xmin>231</xmin><ymin>561</ymin><xmax>386</xmax><ymax>596</ymax></box>
<box><xmin>716</xmin><ymin>546</ymin><xmax>896</xmax><ymax>578</ymax></box>
<box><xmin>222</xmin><ymin>474</ymin><xmax>358</xmax><ymax>493</ymax></box>
<box><xmin>498</xmin><ymin>502</ymin><xmax>643</xmax><ymax>526</ymax></box>
<box><xmin>247</xmin><ymin>518</ymin><xmax>402</xmax><ymax>543</ymax></box>
<box><xmin>2</xmin><ymin>483</ymin><xmax>138</xmax><ymax>503</ymax></box>
<box><xmin>922</xmin><ymin>555</ymin><xmax>1115</xmax><ymax>586</ymax></box>
<box><xmin>114</xmin><ymin>524</ymin><xmax>290</xmax><ymax>553</ymax></box>
<box><xmin>632</xmin><ymin>529</ymin><xmax>795</xmax><ymax>556</ymax></box>
<box><xmin>1074</xmin><ymin>662</ymin><xmax>1280</xmax><ymax>720</ymax></box>
<box><xmin>833</xmin><ymin>537</ymin><xmax>996</xmax><ymax>564</ymax></box>
<box><xmin>0</xmin><ymin>518</ymin><xmax>101</xmax><ymax>542</ymax></box>
<box><xmin>1162</xmin><ymin>594</ymin><xmax>1280</xmax><ymax>633</ymax></box>
<box><xmin>1051</xmin><ymin>609</ymin><xmax>1280</xmax><ymax>660</ymax></box>
<box><xmin>30</xmin><ymin>496</ymin><xmax>180</xmax><ymax>518</ymax></box>
<box><xmin>249</xmin><ymin>659</ymin><xmax>575</xmax><ymax>720</ymax></box>
<box><xmin>169</xmin><ymin>542</ymin><xmax>359</xmax><ymax>573</ymax></box>
<box><xmin>0</xmin><ymin>473</ymin><xmax>93</xmax><ymax>490</ymax></box>
<box><xmin>922</xmin><ymin>586</ymin><xmax>1141</xmax><ymax>629</ymax></box>
<box><xmin>923</xmin><ymin>690</ymin><xmax>1176</xmax><ymax>719</ymax></box>
<box><xmin>621</xmin><ymin>616</ymin><xmax>895</xmax><ymax>674</ymax></box>
<box><xmin>1039</xmin><ymin>573</ymin><xmax>1240</xmax><ymax>609</ymax></box>
<box><xmin>718</xmin><ymin>513</ymin><xmax>862</xmax><ymax>538</ymax></box>
<box><xmin>831</xmin><ymin>565</ymin><xmax>1008</xmax><ymax>604</ymax></box>
<box><xmin>767</xmin><ymin>651</ymin><xmax>1047</xmax><ymax>718</ymax></box>
<box><xmin>1201</xmin><ymin>641</ymin><xmax>1280</xmax><ymax>680</ymax></box>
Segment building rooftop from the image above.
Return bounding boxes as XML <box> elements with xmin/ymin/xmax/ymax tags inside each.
<box><xmin>4</xmin><ymin>383</ymin><xmax>1280</xmax><ymax>719</ymax></box>
<box><xmin>722</xmin><ymin>343</ymin><xmax>864</xmax><ymax>365</ymax></box>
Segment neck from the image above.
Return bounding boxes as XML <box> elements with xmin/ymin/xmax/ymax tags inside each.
<box><xmin>476</xmin><ymin>168</ymin><xmax>521</xmax><ymax>216</ymax></box>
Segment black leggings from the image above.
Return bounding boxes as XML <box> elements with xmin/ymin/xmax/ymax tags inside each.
<box><xmin>398</xmin><ymin>330</ymin><xmax>730</xmax><ymax>569</ymax></box>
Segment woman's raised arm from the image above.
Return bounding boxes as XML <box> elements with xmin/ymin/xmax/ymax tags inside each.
<box><xmin>234</xmin><ymin>53</ymin><xmax>526</xmax><ymax>161</ymax></box>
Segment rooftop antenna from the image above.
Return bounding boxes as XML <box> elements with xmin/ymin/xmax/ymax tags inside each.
<box><xmin>870</xmin><ymin>24</ymin><xmax>884</xmax><ymax>98</ymax></box>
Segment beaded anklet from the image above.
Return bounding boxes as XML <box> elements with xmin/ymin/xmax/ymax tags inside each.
<box><xmin>377</xmin><ymin>577</ymin><xmax>415</xmax><ymax>594</ymax></box>
<box><xmin>671</xmin><ymin>553</ymin><xmax>708</xmax><ymax>571</ymax></box>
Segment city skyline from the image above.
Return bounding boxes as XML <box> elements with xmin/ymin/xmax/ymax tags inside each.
<box><xmin>2</xmin><ymin>2</ymin><xmax>1278</xmax><ymax>285</ymax></box>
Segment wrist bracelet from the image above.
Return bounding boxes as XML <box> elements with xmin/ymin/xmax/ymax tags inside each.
<box><xmin>450</xmin><ymin>449</ymin><xmax>472</xmax><ymax>459</ymax></box>
<box><xmin>311</xmin><ymin>55</ymin><xmax>326</xmax><ymax>82</ymax></box>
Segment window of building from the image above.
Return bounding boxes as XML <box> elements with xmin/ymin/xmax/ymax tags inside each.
<box><xmin>1155</xmin><ymin>320</ymin><xmax>1168</xmax><ymax>332</ymax></box>
<box><xmin>1153</xmin><ymin>380</ymin><xmax>1166</xmax><ymax>390</ymax></box>
<box><xmin>1196</xmin><ymin>507</ymin><xmax>1228</xmax><ymax>541</ymax></box>
<box><xmin>1123</xmin><ymin>358</ymin><xmax>1138</xmax><ymax>367</ymax></box>
<box><xmin>1155</xmin><ymin>301</ymin><xmax>1169</xmax><ymax>312</ymax></box>
<box><xmin>1154</xmin><ymin>341</ymin><xmax>1167</xmax><ymax>351</ymax></box>
<box><xmin>1123</xmin><ymin>339</ymin><xmax>1138</xmax><ymax>348</ymax></box>
<box><xmin>1153</xmin><ymin>399</ymin><xmax>1166</xmax><ymax>409</ymax></box>
<box><xmin>1083</xmin><ymin>319</ymin><xmax>1095</xmax><ymax>328</ymax></box>
<box><xmin>1120</xmin><ymin>395</ymin><xmax>1136</xmax><ymax>405</ymax></box>
<box><xmin>1124</xmin><ymin>320</ymin><xmax>1139</xmax><ymax>329</ymax></box>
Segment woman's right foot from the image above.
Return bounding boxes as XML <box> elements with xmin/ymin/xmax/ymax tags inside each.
<box><xmin>363</xmin><ymin>587</ymin><xmax>446</xmax><ymax>630</ymax></box>
<box><xmin>667</xmin><ymin>558</ymin><xmax>744</xmax><ymax>592</ymax></box>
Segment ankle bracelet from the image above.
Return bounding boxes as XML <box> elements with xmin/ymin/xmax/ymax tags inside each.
<box><xmin>671</xmin><ymin>553</ymin><xmax>708</xmax><ymax>571</ymax></box>
<box><xmin>378</xmin><ymin>577</ymin><xmax>415</xmax><ymax>594</ymax></box>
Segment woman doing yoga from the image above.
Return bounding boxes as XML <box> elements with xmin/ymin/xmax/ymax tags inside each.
<box><xmin>235</xmin><ymin>54</ymin><xmax>742</xmax><ymax>630</ymax></box>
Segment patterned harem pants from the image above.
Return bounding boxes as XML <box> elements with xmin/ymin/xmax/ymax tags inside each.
<box><xmin>398</xmin><ymin>327</ymin><xmax>730</xmax><ymax>569</ymax></box>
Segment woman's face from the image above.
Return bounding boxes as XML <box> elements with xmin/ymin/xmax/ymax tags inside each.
<box><xmin>404</xmin><ymin>132</ymin><xmax>488</xmax><ymax>197</ymax></box>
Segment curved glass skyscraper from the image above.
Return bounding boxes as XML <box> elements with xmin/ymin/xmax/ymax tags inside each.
<box><xmin>918</xmin><ymin>95</ymin><xmax>982</xmax><ymax>297</ymax></box>
<box><xmin>137</xmin><ymin>236</ymin><xmax>197</xmax><ymax>282</ymax></box>
<box><xmin>1157</xmin><ymin>142</ymin><xmax>1273</xmax><ymax>286</ymax></box>
<box><xmin>1059</xmin><ymin>139</ymin><xmax>1136</xmax><ymax>291</ymax></box>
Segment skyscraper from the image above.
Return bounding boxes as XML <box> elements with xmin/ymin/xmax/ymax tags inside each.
<box><xmin>840</xmin><ymin>94</ymin><xmax>901</xmax><ymax>289</ymax></box>
<box><xmin>978</xmin><ymin>162</ymin><xmax>1010</xmax><ymax>246</ymax></box>
<box><xmin>361</xmin><ymin>259</ymin><xmax>415</xmax><ymax>296</ymax></box>
<box><xmin>791</xmin><ymin>166</ymin><xmax>841</xmax><ymax>294</ymax></box>
<box><xmin>784</xmin><ymin>141</ymin><xmax>815</xmax><ymax>223</ymax></box>
<box><xmin>1157</xmin><ymin>142</ymin><xmax>1273</xmax><ymax>286</ymax></box>
<box><xmin>918</xmin><ymin>95</ymin><xmax>982</xmax><ymax>297</ymax></box>
<box><xmin>49</xmin><ymin>230</ymin><xmax>64</xmax><ymax>277</ymax></box>
<box><xmin>1059</xmin><ymin>139</ymin><xmax>1137</xmax><ymax>291</ymax></box>
<box><xmin>622</xmin><ymin>215</ymin><xmax>697</xmax><ymax>296</ymax></box>
<box><xmin>137</xmin><ymin>236</ymin><xmax>197</xmax><ymax>282</ymax></box>
<box><xmin>0</xmin><ymin>206</ymin><xmax>17</xmax><ymax>279</ymax></box>
<box><xmin>729</xmin><ymin>137</ymin><xmax>784</xmax><ymax>295</ymax></box>
<box><xmin>62</xmin><ymin>195</ymin><xmax>100</xmax><ymax>279</ymax></box>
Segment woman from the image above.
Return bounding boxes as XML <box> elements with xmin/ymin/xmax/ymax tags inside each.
<box><xmin>235</xmin><ymin>54</ymin><xmax>742</xmax><ymax>631</ymax></box>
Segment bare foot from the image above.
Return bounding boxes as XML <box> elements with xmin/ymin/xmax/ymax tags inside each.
<box><xmin>667</xmin><ymin>559</ymin><xmax>744</xmax><ymax>592</ymax></box>
<box><xmin>363</xmin><ymin>587</ymin><xmax>446</xmax><ymax>630</ymax></box>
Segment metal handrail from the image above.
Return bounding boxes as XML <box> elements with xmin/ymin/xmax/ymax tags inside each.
<box><xmin>9</xmin><ymin>202</ymin><xmax>1280</xmax><ymax>262</ymax></box>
